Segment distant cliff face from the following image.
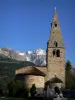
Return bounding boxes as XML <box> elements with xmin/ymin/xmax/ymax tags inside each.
<box><xmin>0</xmin><ymin>47</ymin><xmax>46</xmax><ymax>66</ymax></box>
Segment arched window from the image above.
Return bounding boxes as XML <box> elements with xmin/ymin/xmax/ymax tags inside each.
<box><xmin>56</xmin><ymin>49</ymin><xmax>60</xmax><ymax>57</ymax></box>
<box><xmin>53</xmin><ymin>49</ymin><xmax>56</xmax><ymax>57</ymax></box>
<box><xmin>55</xmin><ymin>23</ymin><xmax>57</xmax><ymax>27</ymax></box>
<box><xmin>56</xmin><ymin>42</ymin><xmax>58</xmax><ymax>47</ymax></box>
<box><xmin>54</xmin><ymin>41</ymin><xmax>58</xmax><ymax>47</ymax></box>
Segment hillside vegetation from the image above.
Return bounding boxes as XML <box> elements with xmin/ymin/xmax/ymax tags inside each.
<box><xmin>0</xmin><ymin>55</ymin><xmax>35</xmax><ymax>84</ymax></box>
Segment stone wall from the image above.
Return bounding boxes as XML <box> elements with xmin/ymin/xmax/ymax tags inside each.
<box><xmin>25</xmin><ymin>75</ymin><xmax>44</xmax><ymax>88</ymax></box>
<box><xmin>15</xmin><ymin>66</ymin><xmax>32</xmax><ymax>74</ymax></box>
<box><xmin>46</xmin><ymin>47</ymin><xmax>65</xmax><ymax>88</ymax></box>
<box><xmin>24</xmin><ymin>75</ymin><xmax>45</xmax><ymax>94</ymax></box>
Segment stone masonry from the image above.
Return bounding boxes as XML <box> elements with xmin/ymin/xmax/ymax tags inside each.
<box><xmin>46</xmin><ymin>8</ymin><xmax>65</xmax><ymax>87</ymax></box>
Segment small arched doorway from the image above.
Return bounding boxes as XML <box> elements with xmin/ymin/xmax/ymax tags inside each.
<box><xmin>54</xmin><ymin>86</ymin><xmax>60</xmax><ymax>95</ymax></box>
<box><xmin>44</xmin><ymin>76</ymin><xmax>63</xmax><ymax>97</ymax></box>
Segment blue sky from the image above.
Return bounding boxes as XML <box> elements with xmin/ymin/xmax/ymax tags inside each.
<box><xmin>0</xmin><ymin>0</ymin><xmax>75</xmax><ymax>66</ymax></box>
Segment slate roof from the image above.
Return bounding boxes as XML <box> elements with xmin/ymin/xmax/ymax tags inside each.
<box><xmin>45</xmin><ymin>76</ymin><xmax>63</xmax><ymax>85</ymax></box>
<box><xmin>16</xmin><ymin>66</ymin><xmax>46</xmax><ymax>76</ymax></box>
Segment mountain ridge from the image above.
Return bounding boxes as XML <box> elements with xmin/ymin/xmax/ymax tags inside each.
<box><xmin>0</xmin><ymin>47</ymin><xmax>46</xmax><ymax>66</ymax></box>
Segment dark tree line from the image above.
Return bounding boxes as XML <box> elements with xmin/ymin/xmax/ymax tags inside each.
<box><xmin>65</xmin><ymin>60</ymin><xmax>75</xmax><ymax>89</ymax></box>
<box><xmin>0</xmin><ymin>80</ymin><xmax>37</xmax><ymax>98</ymax></box>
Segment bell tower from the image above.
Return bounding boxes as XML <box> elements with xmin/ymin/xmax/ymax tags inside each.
<box><xmin>46</xmin><ymin>8</ymin><xmax>65</xmax><ymax>87</ymax></box>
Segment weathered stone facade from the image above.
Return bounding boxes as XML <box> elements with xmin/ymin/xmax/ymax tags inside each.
<box><xmin>15</xmin><ymin>8</ymin><xmax>65</xmax><ymax>94</ymax></box>
<box><xmin>24</xmin><ymin>75</ymin><xmax>44</xmax><ymax>88</ymax></box>
<box><xmin>46</xmin><ymin>8</ymin><xmax>65</xmax><ymax>88</ymax></box>
<box><xmin>15</xmin><ymin>66</ymin><xmax>45</xmax><ymax>95</ymax></box>
<box><xmin>25</xmin><ymin>75</ymin><xmax>44</xmax><ymax>94</ymax></box>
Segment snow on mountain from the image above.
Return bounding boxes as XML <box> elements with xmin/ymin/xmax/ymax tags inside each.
<box><xmin>15</xmin><ymin>51</ymin><xmax>25</xmax><ymax>56</ymax></box>
<box><xmin>25</xmin><ymin>48</ymin><xmax>46</xmax><ymax>65</ymax></box>
<box><xmin>34</xmin><ymin>48</ymin><xmax>46</xmax><ymax>55</ymax></box>
<box><xmin>28</xmin><ymin>51</ymin><xmax>32</xmax><ymax>54</ymax></box>
<box><xmin>26</xmin><ymin>56</ymin><xmax>31</xmax><ymax>61</ymax></box>
<box><xmin>19</xmin><ymin>52</ymin><xmax>25</xmax><ymax>56</ymax></box>
<box><xmin>0</xmin><ymin>47</ymin><xmax>46</xmax><ymax>66</ymax></box>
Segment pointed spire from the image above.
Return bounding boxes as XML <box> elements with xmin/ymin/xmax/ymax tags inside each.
<box><xmin>52</xmin><ymin>7</ymin><xmax>58</xmax><ymax>23</ymax></box>
<box><xmin>54</xmin><ymin>7</ymin><xmax>56</xmax><ymax>14</ymax></box>
<box><xmin>48</xmin><ymin>8</ymin><xmax>64</xmax><ymax>48</ymax></box>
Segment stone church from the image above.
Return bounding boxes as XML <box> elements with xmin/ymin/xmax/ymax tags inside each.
<box><xmin>15</xmin><ymin>8</ymin><xmax>65</xmax><ymax>95</ymax></box>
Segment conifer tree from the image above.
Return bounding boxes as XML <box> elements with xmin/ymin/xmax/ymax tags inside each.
<box><xmin>65</xmin><ymin>60</ymin><xmax>75</xmax><ymax>89</ymax></box>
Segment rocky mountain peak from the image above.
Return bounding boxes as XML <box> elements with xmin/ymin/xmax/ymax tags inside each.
<box><xmin>0</xmin><ymin>47</ymin><xmax>46</xmax><ymax>66</ymax></box>
<box><xmin>1</xmin><ymin>46</ymin><xmax>12</xmax><ymax>51</ymax></box>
